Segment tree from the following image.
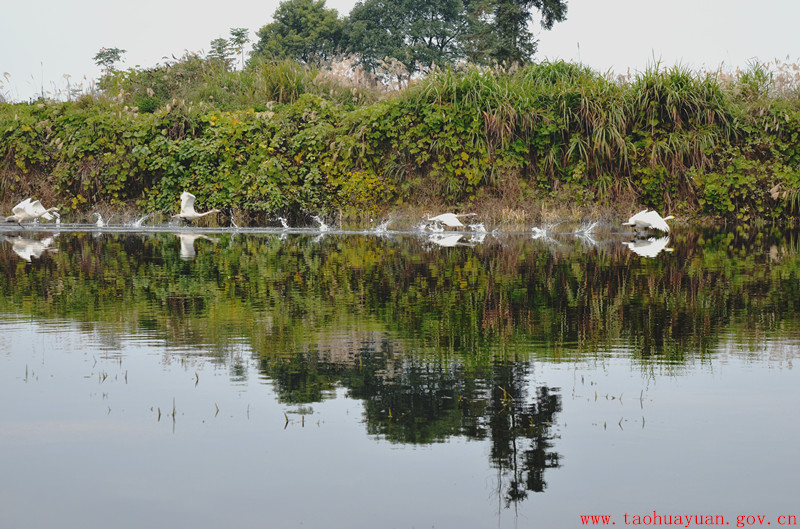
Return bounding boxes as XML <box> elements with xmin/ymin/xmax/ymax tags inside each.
<box><xmin>345</xmin><ymin>0</ymin><xmax>408</xmax><ymax>74</ymax></box>
<box><xmin>346</xmin><ymin>0</ymin><xmax>472</xmax><ymax>77</ymax></box>
<box><xmin>229</xmin><ymin>28</ymin><xmax>251</xmax><ymax>69</ymax></box>
<box><xmin>251</xmin><ymin>0</ymin><xmax>344</xmax><ymax>66</ymax></box>
<box><xmin>208</xmin><ymin>38</ymin><xmax>233</xmax><ymax>68</ymax></box>
<box><xmin>488</xmin><ymin>0</ymin><xmax>567</xmax><ymax>65</ymax></box>
<box><xmin>345</xmin><ymin>0</ymin><xmax>565</xmax><ymax>76</ymax></box>
<box><xmin>93</xmin><ymin>47</ymin><xmax>127</xmax><ymax>73</ymax></box>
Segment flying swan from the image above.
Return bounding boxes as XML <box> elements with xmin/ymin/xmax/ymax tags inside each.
<box><xmin>172</xmin><ymin>192</ymin><xmax>220</xmax><ymax>222</ymax></box>
<box><xmin>5</xmin><ymin>198</ymin><xmax>59</xmax><ymax>225</ymax></box>
<box><xmin>623</xmin><ymin>210</ymin><xmax>674</xmax><ymax>234</ymax></box>
<box><xmin>428</xmin><ymin>213</ymin><xmax>477</xmax><ymax>229</ymax></box>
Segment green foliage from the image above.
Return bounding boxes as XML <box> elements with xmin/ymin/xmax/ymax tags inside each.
<box><xmin>3</xmin><ymin>59</ymin><xmax>800</xmax><ymax>223</ymax></box>
<box><xmin>208</xmin><ymin>38</ymin><xmax>233</xmax><ymax>69</ymax></box>
<box><xmin>229</xmin><ymin>28</ymin><xmax>251</xmax><ymax>70</ymax></box>
<box><xmin>99</xmin><ymin>54</ymin><xmax>378</xmax><ymax>113</ymax></box>
<box><xmin>93</xmin><ymin>47</ymin><xmax>126</xmax><ymax>72</ymax></box>
<box><xmin>487</xmin><ymin>0</ymin><xmax>568</xmax><ymax>65</ymax></box>
<box><xmin>694</xmin><ymin>146</ymin><xmax>799</xmax><ymax>220</ymax></box>
<box><xmin>345</xmin><ymin>0</ymin><xmax>568</xmax><ymax>73</ymax></box>
<box><xmin>346</xmin><ymin>0</ymin><xmax>474</xmax><ymax>75</ymax></box>
<box><xmin>251</xmin><ymin>0</ymin><xmax>345</xmax><ymax>66</ymax></box>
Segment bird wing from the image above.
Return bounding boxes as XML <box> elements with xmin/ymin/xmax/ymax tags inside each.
<box><xmin>12</xmin><ymin>198</ymin><xmax>32</xmax><ymax>216</ymax></box>
<box><xmin>180</xmin><ymin>192</ymin><xmax>196</xmax><ymax>215</ymax></box>
<box><xmin>429</xmin><ymin>213</ymin><xmax>463</xmax><ymax>227</ymax></box>
<box><xmin>28</xmin><ymin>200</ymin><xmax>47</xmax><ymax>215</ymax></box>
<box><xmin>28</xmin><ymin>200</ymin><xmax>55</xmax><ymax>220</ymax></box>
<box><xmin>623</xmin><ymin>209</ymin><xmax>648</xmax><ymax>226</ymax></box>
<box><xmin>643</xmin><ymin>211</ymin><xmax>670</xmax><ymax>232</ymax></box>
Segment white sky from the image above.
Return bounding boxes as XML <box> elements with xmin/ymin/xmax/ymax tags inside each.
<box><xmin>1</xmin><ymin>0</ymin><xmax>798</xmax><ymax>102</ymax></box>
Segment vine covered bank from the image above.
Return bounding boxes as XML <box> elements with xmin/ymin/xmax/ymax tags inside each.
<box><xmin>1</xmin><ymin>59</ymin><xmax>799</xmax><ymax>226</ymax></box>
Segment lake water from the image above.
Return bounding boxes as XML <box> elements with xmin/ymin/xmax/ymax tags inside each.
<box><xmin>1</xmin><ymin>224</ymin><xmax>799</xmax><ymax>529</ymax></box>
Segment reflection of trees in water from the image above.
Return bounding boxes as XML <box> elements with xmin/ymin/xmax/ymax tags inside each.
<box><xmin>4</xmin><ymin>228</ymin><xmax>800</xmax><ymax>364</ymax></box>
<box><xmin>263</xmin><ymin>339</ymin><xmax>562</xmax><ymax>505</ymax></box>
<box><xmin>488</xmin><ymin>373</ymin><xmax>561</xmax><ymax>506</ymax></box>
<box><xmin>7</xmin><ymin>228</ymin><xmax>800</xmax><ymax>503</ymax></box>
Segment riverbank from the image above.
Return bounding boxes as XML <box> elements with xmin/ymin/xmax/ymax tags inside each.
<box><xmin>2</xmin><ymin>59</ymin><xmax>799</xmax><ymax>227</ymax></box>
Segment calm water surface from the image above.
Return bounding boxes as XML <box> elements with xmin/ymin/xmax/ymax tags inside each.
<box><xmin>1</xmin><ymin>225</ymin><xmax>799</xmax><ymax>529</ymax></box>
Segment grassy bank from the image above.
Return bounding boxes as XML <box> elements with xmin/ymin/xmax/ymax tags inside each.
<box><xmin>2</xmin><ymin>57</ymin><xmax>799</xmax><ymax>227</ymax></box>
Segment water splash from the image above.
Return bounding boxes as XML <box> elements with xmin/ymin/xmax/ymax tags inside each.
<box><xmin>574</xmin><ymin>220</ymin><xmax>599</xmax><ymax>247</ymax></box>
<box><xmin>311</xmin><ymin>215</ymin><xmax>329</xmax><ymax>232</ymax></box>
<box><xmin>574</xmin><ymin>220</ymin><xmax>599</xmax><ymax>237</ymax></box>
<box><xmin>531</xmin><ymin>227</ymin><xmax>549</xmax><ymax>239</ymax></box>
<box><xmin>131</xmin><ymin>213</ymin><xmax>153</xmax><ymax>227</ymax></box>
<box><xmin>372</xmin><ymin>220</ymin><xmax>391</xmax><ymax>234</ymax></box>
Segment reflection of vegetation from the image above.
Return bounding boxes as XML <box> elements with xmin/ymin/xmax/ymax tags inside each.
<box><xmin>3</xmin><ymin>226</ymin><xmax>799</xmax><ymax>503</ymax></box>
<box><xmin>2</xmin><ymin>227</ymin><xmax>800</xmax><ymax>364</ymax></box>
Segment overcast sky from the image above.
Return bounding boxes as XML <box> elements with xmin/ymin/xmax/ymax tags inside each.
<box><xmin>2</xmin><ymin>0</ymin><xmax>798</xmax><ymax>101</ymax></box>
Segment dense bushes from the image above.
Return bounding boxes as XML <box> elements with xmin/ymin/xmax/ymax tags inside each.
<box><xmin>2</xmin><ymin>59</ymin><xmax>799</xmax><ymax>223</ymax></box>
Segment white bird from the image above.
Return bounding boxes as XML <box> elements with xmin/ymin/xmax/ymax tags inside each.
<box><xmin>5</xmin><ymin>198</ymin><xmax>59</xmax><ymax>225</ymax></box>
<box><xmin>623</xmin><ymin>210</ymin><xmax>674</xmax><ymax>233</ymax></box>
<box><xmin>92</xmin><ymin>213</ymin><xmax>105</xmax><ymax>227</ymax></box>
<box><xmin>172</xmin><ymin>192</ymin><xmax>220</xmax><ymax>222</ymax></box>
<box><xmin>428</xmin><ymin>212</ymin><xmax>477</xmax><ymax>229</ymax></box>
<box><xmin>623</xmin><ymin>236</ymin><xmax>674</xmax><ymax>258</ymax></box>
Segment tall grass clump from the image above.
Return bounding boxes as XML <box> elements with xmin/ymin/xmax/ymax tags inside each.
<box><xmin>100</xmin><ymin>55</ymin><xmax>382</xmax><ymax>114</ymax></box>
<box><xmin>348</xmin><ymin>61</ymin><xmax>632</xmax><ymax>205</ymax></box>
<box><xmin>625</xmin><ymin>64</ymin><xmax>735</xmax><ymax>209</ymax></box>
<box><xmin>697</xmin><ymin>59</ymin><xmax>800</xmax><ymax>220</ymax></box>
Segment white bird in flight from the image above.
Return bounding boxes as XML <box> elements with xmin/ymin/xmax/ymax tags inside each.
<box><xmin>623</xmin><ymin>210</ymin><xmax>674</xmax><ymax>234</ymax></box>
<box><xmin>5</xmin><ymin>198</ymin><xmax>59</xmax><ymax>225</ymax></box>
<box><xmin>172</xmin><ymin>192</ymin><xmax>220</xmax><ymax>222</ymax></box>
<box><xmin>428</xmin><ymin>212</ymin><xmax>477</xmax><ymax>229</ymax></box>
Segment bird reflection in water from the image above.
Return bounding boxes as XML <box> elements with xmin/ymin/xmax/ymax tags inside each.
<box><xmin>176</xmin><ymin>233</ymin><xmax>219</xmax><ymax>260</ymax></box>
<box><xmin>623</xmin><ymin>236</ymin><xmax>673</xmax><ymax>258</ymax></box>
<box><xmin>428</xmin><ymin>233</ymin><xmax>474</xmax><ymax>248</ymax></box>
<box><xmin>3</xmin><ymin>235</ymin><xmax>59</xmax><ymax>262</ymax></box>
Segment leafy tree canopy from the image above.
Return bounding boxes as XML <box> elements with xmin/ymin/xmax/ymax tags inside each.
<box><xmin>488</xmin><ymin>0</ymin><xmax>568</xmax><ymax>65</ymax></box>
<box><xmin>229</xmin><ymin>28</ymin><xmax>251</xmax><ymax>69</ymax></box>
<box><xmin>93</xmin><ymin>47</ymin><xmax>127</xmax><ymax>72</ymax></box>
<box><xmin>345</xmin><ymin>0</ymin><xmax>567</xmax><ymax>76</ymax></box>
<box><xmin>209</xmin><ymin>38</ymin><xmax>233</xmax><ymax>67</ymax></box>
<box><xmin>251</xmin><ymin>0</ymin><xmax>344</xmax><ymax>65</ymax></box>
